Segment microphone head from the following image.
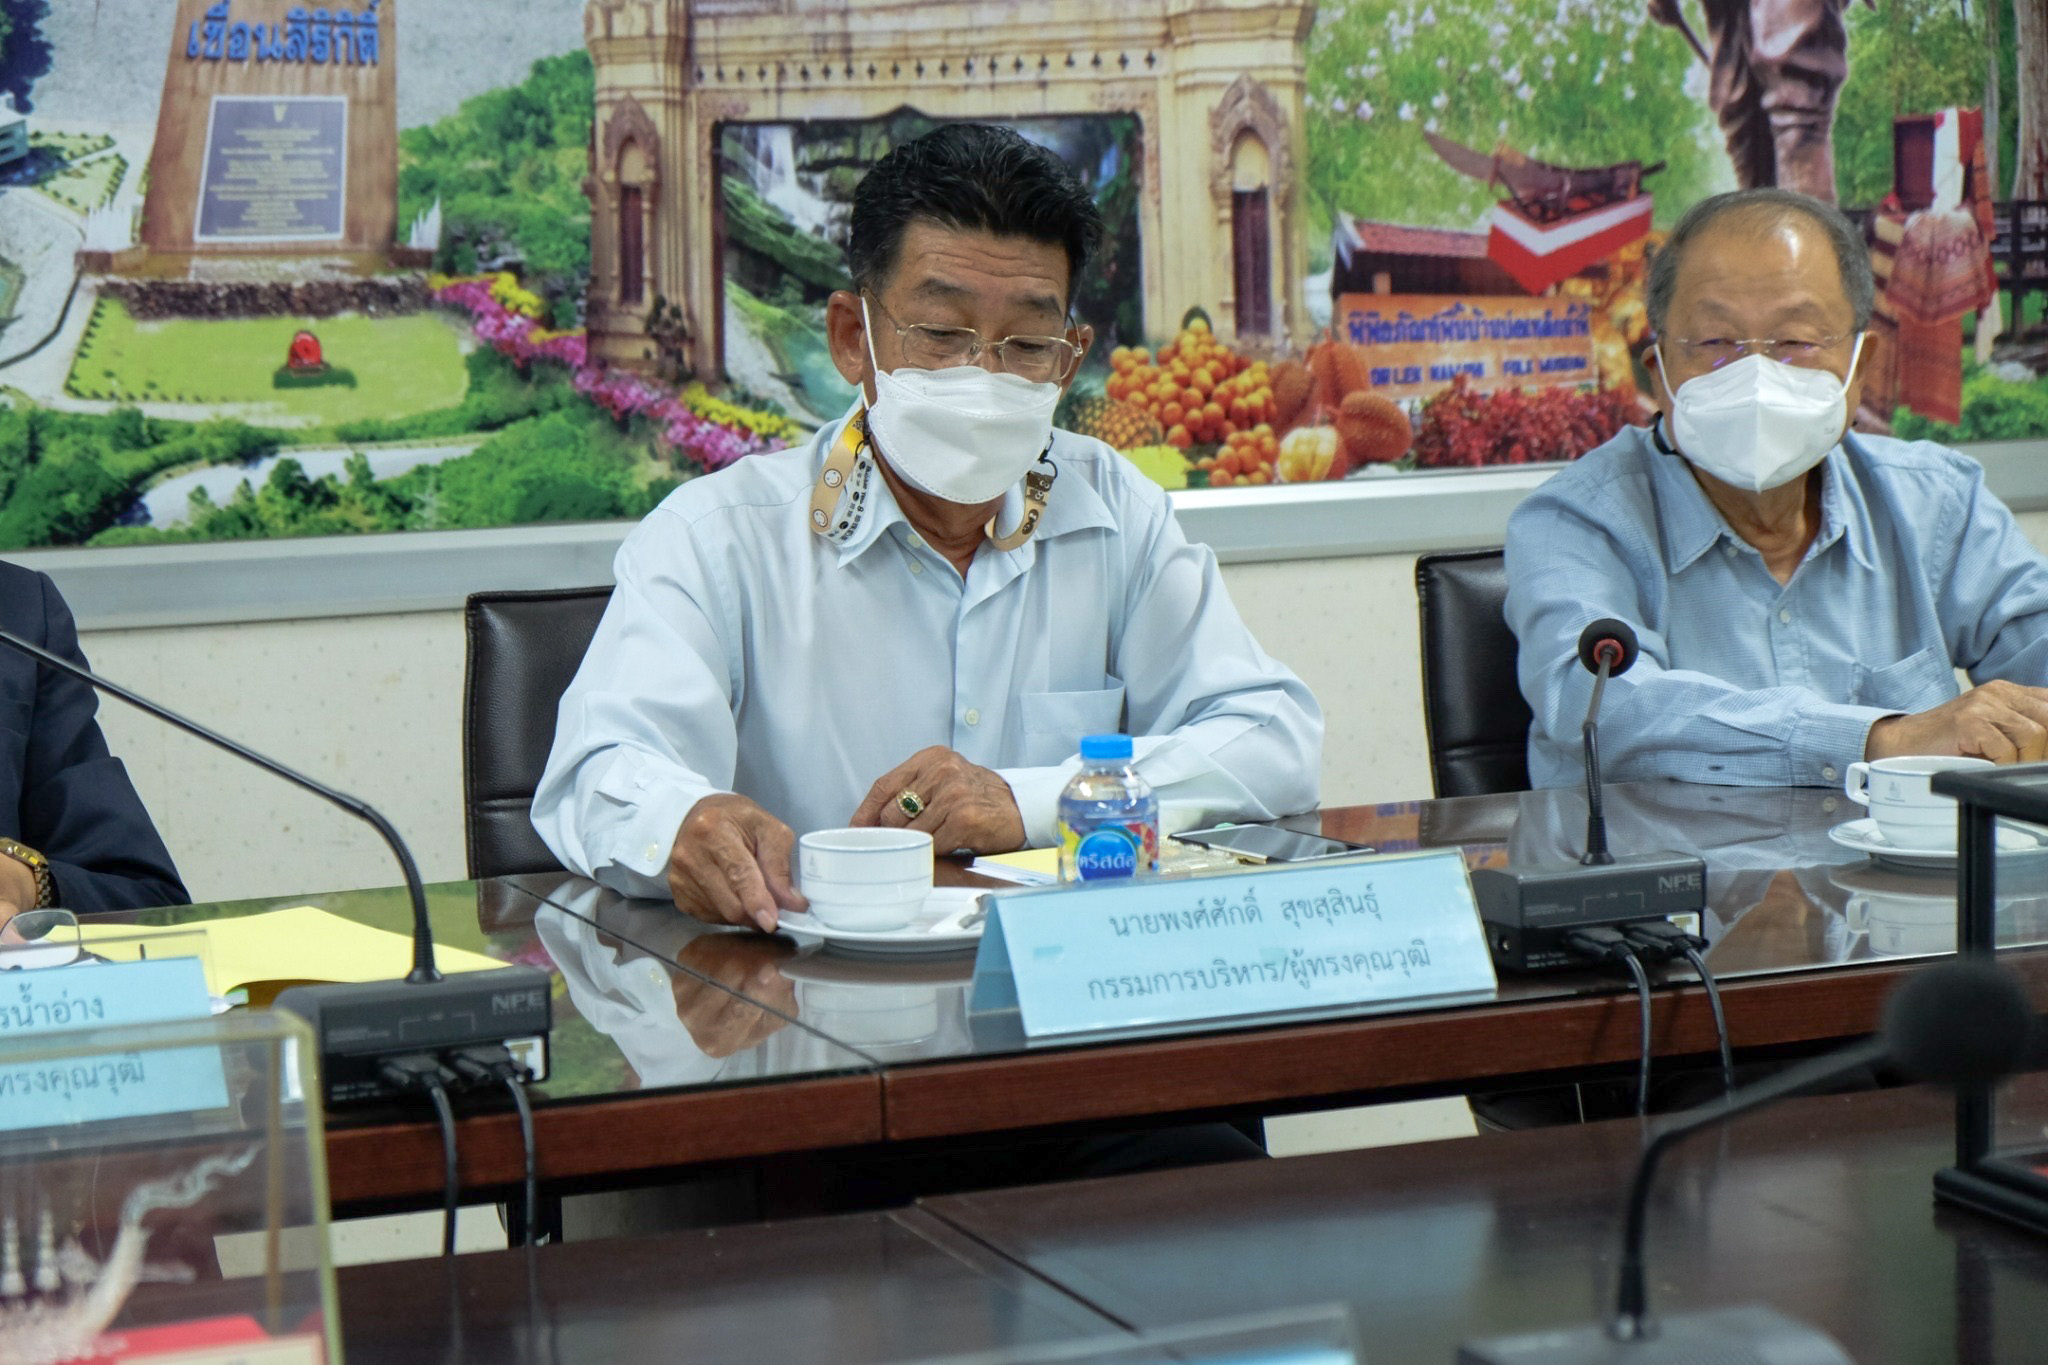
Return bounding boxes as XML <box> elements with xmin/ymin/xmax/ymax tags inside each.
<box><xmin>1882</xmin><ymin>960</ymin><xmax>2036</xmax><ymax>1089</ymax></box>
<box><xmin>1576</xmin><ymin>618</ymin><xmax>1639</xmax><ymax>677</ymax></box>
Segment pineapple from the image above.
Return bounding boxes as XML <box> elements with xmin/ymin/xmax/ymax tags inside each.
<box><xmin>1063</xmin><ymin>395</ymin><xmax>1167</xmax><ymax>451</ymax></box>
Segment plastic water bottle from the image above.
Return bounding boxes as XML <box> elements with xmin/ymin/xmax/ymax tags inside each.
<box><xmin>1057</xmin><ymin>734</ymin><xmax>1159</xmax><ymax>882</ymax></box>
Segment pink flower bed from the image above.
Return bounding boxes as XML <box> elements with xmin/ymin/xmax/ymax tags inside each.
<box><xmin>433</xmin><ymin>277</ymin><xmax>773</xmax><ymax>472</ymax></box>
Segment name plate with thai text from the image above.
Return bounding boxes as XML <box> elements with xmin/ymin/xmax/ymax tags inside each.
<box><xmin>0</xmin><ymin>957</ymin><xmax>229</xmax><ymax>1130</ymax></box>
<box><xmin>968</xmin><ymin>853</ymin><xmax>1496</xmax><ymax>1037</ymax></box>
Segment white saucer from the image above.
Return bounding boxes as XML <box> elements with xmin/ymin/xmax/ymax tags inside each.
<box><xmin>775</xmin><ymin>886</ymin><xmax>986</xmax><ymax>956</ymax></box>
<box><xmin>1827</xmin><ymin>817</ymin><xmax>2048</xmax><ymax>870</ymax></box>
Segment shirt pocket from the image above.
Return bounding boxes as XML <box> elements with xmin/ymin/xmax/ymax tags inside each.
<box><xmin>1019</xmin><ymin>682</ymin><xmax>1128</xmax><ymax>765</ymax></box>
<box><xmin>1853</xmin><ymin>646</ymin><xmax>1961</xmax><ymax>713</ymax></box>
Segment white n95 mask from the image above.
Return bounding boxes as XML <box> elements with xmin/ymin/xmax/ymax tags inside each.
<box><xmin>1657</xmin><ymin>335</ymin><xmax>1865</xmax><ymax>493</ymax></box>
<box><xmin>862</xmin><ymin>299</ymin><xmax>1060</xmax><ymax>505</ymax></box>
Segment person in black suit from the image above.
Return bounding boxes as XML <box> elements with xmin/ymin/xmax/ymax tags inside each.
<box><xmin>0</xmin><ymin>562</ymin><xmax>186</xmax><ymax>926</ymax></box>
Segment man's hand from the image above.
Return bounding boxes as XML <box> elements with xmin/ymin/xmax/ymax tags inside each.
<box><xmin>666</xmin><ymin>794</ymin><xmax>807</xmax><ymax>932</ymax></box>
<box><xmin>670</xmin><ymin>933</ymin><xmax>799</xmax><ymax>1058</ymax></box>
<box><xmin>850</xmin><ymin>746</ymin><xmax>1027</xmax><ymax>854</ymax></box>
<box><xmin>0</xmin><ymin>854</ymin><xmax>35</xmax><ymax>933</ymax></box>
<box><xmin>1865</xmin><ymin>681</ymin><xmax>2048</xmax><ymax>765</ymax></box>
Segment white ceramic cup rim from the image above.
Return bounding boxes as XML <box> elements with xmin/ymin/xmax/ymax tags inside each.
<box><xmin>799</xmin><ymin>828</ymin><xmax>934</xmax><ymax>855</ymax></box>
<box><xmin>1862</xmin><ymin>755</ymin><xmax>1995</xmax><ymax>777</ymax></box>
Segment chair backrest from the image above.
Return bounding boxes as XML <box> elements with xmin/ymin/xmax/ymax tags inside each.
<box><xmin>1414</xmin><ymin>549</ymin><xmax>1533</xmax><ymax>798</ymax></box>
<box><xmin>463</xmin><ymin>586</ymin><xmax>615</xmax><ymax>880</ymax></box>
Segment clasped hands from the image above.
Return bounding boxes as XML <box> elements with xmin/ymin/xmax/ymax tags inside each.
<box><xmin>665</xmin><ymin>746</ymin><xmax>1026</xmax><ymax>930</ymax></box>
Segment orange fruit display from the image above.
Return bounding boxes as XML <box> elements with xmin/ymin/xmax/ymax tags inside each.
<box><xmin>1192</xmin><ymin>425</ymin><xmax>1281</xmax><ymax>487</ymax></box>
<box><xmin>1106</xmin><ymin>318</ymin><xmax>1280</xmax><ymax>449</ymax></box>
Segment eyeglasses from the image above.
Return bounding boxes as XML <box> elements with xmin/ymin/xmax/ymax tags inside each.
<box><xmin>0</xmin><ymin>908</ymin><xmax>81</xmax><ymax>970</ymax></box>
<box><xmin>865</xmin><ymin>293</ymin><xmax>1082</xmax><ymax>384</ymax></box>
<box><xmin>1664</xmin><ymin>334</ymin><xmax>1855</xmax><ymax>370</ymax></box>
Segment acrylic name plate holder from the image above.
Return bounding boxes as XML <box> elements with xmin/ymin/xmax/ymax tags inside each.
<box><xmin>968</xmin><ymin>852</ymin><xmax>1497</xmax><ymax>1038</ymax></box>
<box><xmin>0</xmin><ymin>936</ymin><xmax>338</xmax><ymax>1365</ymax></box>
<box><xmin>903</xmin><ymin>1302</ymin><xmax>1359</xmax><ymax>1365</ymax></box>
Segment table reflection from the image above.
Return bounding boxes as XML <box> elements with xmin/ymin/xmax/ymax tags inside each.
<box><xmin>537</xmin><ymin>880</ymin><xmax>979</xmax><ymax>1078</ymax></box>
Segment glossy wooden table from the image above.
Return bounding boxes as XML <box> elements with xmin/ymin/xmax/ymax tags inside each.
<box><xmin>330</xmin><ymin>1078</ymin><xmax>2048</xmax><ymax>1362</ymax></box>
<box><xmin>923</xmin><ymin>1078</ymin><xmax>2048</xmax><ymax>1364</ymax></box>
<box><xmin>130</xmin><ymin>782</ymin><xmax>2048</xmax><ymax>1214</ymax></box>
<box><xmin>336</xmin><ymin>1206</ymin><xmax>1119</xmax><ymax>1364</ymax></box>
<box><xmin>564</xmin><ymin>782</ymin><xmax>2048</xmax><ymax>1146</ymax></box>
<box><xmin>112</xmin><ymin>877</ymin><xmax>886</xmax><ymax>1216</ymax></box>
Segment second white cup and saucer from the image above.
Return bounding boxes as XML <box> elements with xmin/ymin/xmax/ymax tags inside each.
<box><xmin>1829</xmin><ymin>755</ymin><xmax>2048</xmax><ymax>870</ymax></box>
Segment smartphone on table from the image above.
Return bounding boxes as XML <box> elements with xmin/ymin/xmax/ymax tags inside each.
<box><xmin>1171</xmin><ymin>824</ymin><xmax>1375</xmax><ymax>864</ymax></box>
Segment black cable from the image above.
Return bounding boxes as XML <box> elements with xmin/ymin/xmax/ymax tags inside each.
<box><xmin>502</xmin><ymin>1072</ymin><xmax>538</xmax><ymax>1247</ymax></box>
<box><xmin>1614</xmin><ymin>946</ymin><xmax>1654</xmax><ymax>1117</ymax></box>
<box><xmin>1681</xmin><ymin>943</ymin><xmax>1736</xmax><ymax>1098</ymax></box>
<box><xmin>1619</xmin><ymin>920</ymin><xmax>1736</xmax><ymax>1105</ymax></box>
<box><xmin>423</xmin><ymin>1076</ymin><xmax>460</xmax><ymax>1257</ymax></box>
<box><xmin>449</xmin><ymin>1045</ymin><xmax>540</xmax><ymax>1249</ymax></box>
<box><xmin>1564</xmin><ymin>927</ymin><xmax>1655</xmax><ymax>1117</ymax></box>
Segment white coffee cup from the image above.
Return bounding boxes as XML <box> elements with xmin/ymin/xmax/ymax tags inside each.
<box><xmin>1843</xmin><ymin>755</ymin><xmax>1995</xmax><ymax>850</ymax></box>
<box><xmin>1845</xmin><ymin>891</ymin><xmax>1956</xmax><ymax>957</ymax></box>
<box><xmin>796</xmin><ymin>979</ymin><xmax>942</xmax><ymax>1046</ymax></box>
<box><xmin>797</xmin><ymin>827</ymin><xmax>933</xmax><ymax>932</ymax></box>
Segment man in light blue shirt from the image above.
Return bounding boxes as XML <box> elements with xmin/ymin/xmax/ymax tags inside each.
<box><xmin>1506</xmin><ymin>187</ymin><xmax>2048</xmax><ymax>789</ymax></box>
<box><xmin>534</xmin><ymin>125</ymin><xmax>1322</xmax><ymax>929</ymax></box>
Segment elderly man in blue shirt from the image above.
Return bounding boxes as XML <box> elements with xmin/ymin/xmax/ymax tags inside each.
<box><xmin>534</xmin><ymin>123</ymin><xmax>1323</xmax><ymax>929</ymax></box>
<box><xmin>1506</xmin><ymin>187</ymin><xmax>2048</xmax><ymax>790</ymax></box>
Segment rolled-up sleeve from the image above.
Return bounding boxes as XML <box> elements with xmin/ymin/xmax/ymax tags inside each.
<box><xmin>997</xmin><ymin>482</ymin><xmax>1324</xmax><ymax>845</ymax></box>
<box><xmin>531</xmin><ymin>517</ymin><xmax>737</xmax><ymax>898</ymax></box>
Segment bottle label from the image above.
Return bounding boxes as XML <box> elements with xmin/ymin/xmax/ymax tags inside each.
<box><xmin>1060</xmin><ymin>821</ymin><xmax>1159</xmax><ymax>880</ymax></box>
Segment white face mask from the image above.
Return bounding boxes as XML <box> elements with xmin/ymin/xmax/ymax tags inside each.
<box><xmin>861</xmin><ymin>298</ymin><xmax>1061</xmax><ymax>505</ymax></box>
<box><xmin>1656</xmin><ymin>336</ymin><xmax>1864</xmax><ymax>493</ymax></box>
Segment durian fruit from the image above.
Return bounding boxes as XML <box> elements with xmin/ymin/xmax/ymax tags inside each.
<box><xmin>1064</xmin><ymin>395</ymin><xmax>1168</xmax><ymax>451</ymax></box>
<box><xmin>1335</xmin><ymin>390</ymin><xmax>1412</xmax><ymax>466</ymax></box>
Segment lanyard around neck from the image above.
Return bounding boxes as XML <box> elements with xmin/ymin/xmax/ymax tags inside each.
<box><xmin>808</xmin><ymin>409</ymin><xmax>1054</xmax><ymax>551</ymax></box>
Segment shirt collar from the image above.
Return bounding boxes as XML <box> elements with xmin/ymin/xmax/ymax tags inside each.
<box><xmin>815</xmin><ymin>418</ymin><xmax>1117</xmax><ymax>568</ymax></box>
<box><xmin>1646</xmin><ymin>426</ymin><xmax>1875</xmax><ymax>574</ymax></box>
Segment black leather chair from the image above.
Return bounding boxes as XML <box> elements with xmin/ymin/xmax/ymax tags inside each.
<box><xmin>463</xmin><ymin>586</ymin><xmax>615</xmax><ymax>879</ymax></box>
<box><xmin>1414</xmin><ymin>548</ymin><xmax>1533</xmax><ymax>798</ymax></box>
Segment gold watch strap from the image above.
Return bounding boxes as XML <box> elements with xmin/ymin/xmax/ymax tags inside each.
<box><xmin>0</xmin><ymin>838</ymin><xmax>53</xmax><ymax>909</ymax></box>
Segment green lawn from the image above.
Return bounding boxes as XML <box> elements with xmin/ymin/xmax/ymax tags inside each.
<box><xmin>30</xmin><ymin>130</ymin><xmax>114</xmax><ymax>158</ymax></box>
<box><xmin>37</xmin><ymin>152</ymin><xmax>125</xmax><ymax>212</ymax></box>
<box><xmin>68</xmin><ymin>299</ymin><xmax>471</xmax><ymax>431</ymax></box>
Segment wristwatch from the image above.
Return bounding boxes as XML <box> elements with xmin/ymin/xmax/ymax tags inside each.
<box><xmin>0</xmin><ymin>838</ymin><xmax>53</xmax><ymax>909</ymax></box>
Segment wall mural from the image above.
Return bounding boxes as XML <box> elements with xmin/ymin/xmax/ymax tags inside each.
<box><xmin>0</xmin><ymin>0</ymin><xmax>2033</xmax><ymax>549</ymax></box>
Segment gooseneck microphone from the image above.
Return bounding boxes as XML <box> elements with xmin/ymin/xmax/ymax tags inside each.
<box><xmin>0</xmin><ymin>626</ymin><xmax>554</xmax><ymax>1107</ymax></box>
<box><xmin>1575</xmin><ymin>618</ymin><xmax>1639</xmax><ymax>866</ymax></box>
<box><xmin>1470</xmin><ymin>617</ymin><xmax>1704</xmax><ymax>974</ymax></box>
<box><xmin>0</xmin><ymin>626</ymin><xmax>439</xmax><ymax>981</ymax></box>
<box><xmin>1461</xmin><ymin>959</ymin><xmax>2037</xmax><ymax>1363</ymax></box>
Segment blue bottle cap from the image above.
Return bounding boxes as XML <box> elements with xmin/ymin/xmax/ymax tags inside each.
<box><xmin>1079</xmin><ymin>734</ymin><xmax>1134</xmax><ymax>761</ymax></box>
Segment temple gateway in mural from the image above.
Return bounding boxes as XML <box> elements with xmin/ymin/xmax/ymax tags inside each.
<box><xmin>581</xmin><ymin>0</ymin><xmax>1315</xmax><ymax>381</ymax></box>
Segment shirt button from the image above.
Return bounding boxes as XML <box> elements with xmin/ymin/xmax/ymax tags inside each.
<box><xmin>1821</xmin><ymin>766</ymin><xmax>1838</xmax><ymax>782</ymax></box>
<box><xmin>644</xmin><ymin>843</ymin><xmax>660</xmax><ymax>861</ymax></box>
<box><xmin>1778</xmin><ymin>608</ymin><xmax>1792</xmax><ymax>624</ymax></box>
<box><xmin>1723</xmin><ymin>544</ymin><xmax>1737</xmax><ymax>557</ymax></box>
<box><xmin>1822</xmin><ymin>796</ymin><xmax>1839</xmax><ymax>813</ymax></box>
<box><xmin>910</xmin><ymin>560</ymin><xmax>924</xmax><ymax>575</ymax></box>
<box><xmin>908</xmin><ymin>534</ymin><xmax>925</xmax><ymax>549</ymax></box>
<box><xmin>964</xmin><ymin>708</ymin><xmax>981</xmax><ymax>726</ymax></box>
